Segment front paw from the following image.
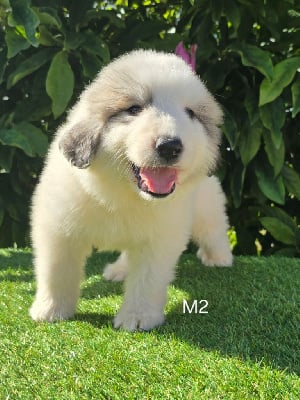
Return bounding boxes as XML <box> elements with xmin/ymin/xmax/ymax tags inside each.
<box><xmin>103</xmin><ymin>255</ymin><xmax>128</xmax><ymax>282</ymax></box>
<box><xmin>197</xmin><ymin>247</ymin><xmax>233</xmax><ymax>267</ymax></box>
<box><xmin>30</xmin><ymin>299</ymin><xmax>75</xmax><ymax>322</ymax></box>
<box><xmin>113</xmin><ymin>307</ymin><xmax>165</xmax><ymax>331</ymax></box>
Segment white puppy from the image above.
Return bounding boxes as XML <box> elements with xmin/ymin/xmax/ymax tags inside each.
<box><xmin>30</xmin><ymin>50</ymin><xmax>232</xmax><ymax>331</ymax></box>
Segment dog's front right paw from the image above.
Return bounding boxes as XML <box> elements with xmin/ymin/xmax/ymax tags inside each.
<box><xmin>29</xmin><ymin>300</ymin><xmax>75</xmax><ymax>322</ymax></box>
<box><xmin>113</xmin><ymin>307</ymin><xmax>165</xmax><ymax>332</ymax></box>
<box><xmin>197</xmin><ymin>247</ymin><xmax>233</xmax><ymax>267</ymax></box>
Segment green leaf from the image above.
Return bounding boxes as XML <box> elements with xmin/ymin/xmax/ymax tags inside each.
<box><xmin>0</xmin><ymin>128</ymin><xmax>33</xmax><ymax>156</ymax></box>
<box><xmin>226</xmin><ymin>0</ymin><xmax>241</xmax><ymax>31</ymax></box>
<box><xmin>239</xmin><ymin>121</ymin><xmax>262</xmax><ymax>166</ymax></box>
<box><xmin>190</xmin><ymin>14</ymin><xmax>216</xmax><ymax>58</ymax></box>
<box><xmin>80</xmin><ymin>52</ymin><xmax>102</xmax><ymax>79</ymax></box>
<box><xmin>244</xmin><ymin>90</ymin><xmax>259</xmax><ymax>125</ymax></box>
<box><xmin>255</xmin><ymin>163</ymin><xmax>285</xmax><ymax>204</ymax></box>
<box><xmin>7</xmin><ymin>48</ymin><xmax>55</xmax><ymax>88</ymax></box>
<box><xmin>33</xmin><ymin>6</ymin><xmax>62</xmax><ymax>28</ymax></box>
<box><xmin>261</xmin><ymin>205</ymin><xmax>298</xmax><ymax>231</ymax></box>
<box><xmin>64</xmin><ymin>32</ymin><xmax>85</xmax><ymax>51</ymax></box>
<box><xmin>0</xmin><ymin>123</ymin><xmax>47</xmax><ymax>157</ymax></box>
<box><xmin>259</xmin><ymin>57</ymin><xmax>300</xmax><ymax>106</ymax></box>
<box><xmin>230</xmin><ymin>161</ymin><xmax>246</xmax><ymax>208</ymax></box>
<box><xmin>38</xmin><ymin>25</ymin><xmax>57</xmax><ymax>46</ymax></box>
<box><xmin>260</xmin><ymin>217</ymin><xmax>296</xmax><ymax>245</ymax></box>
<box><xmin>46</xmin><ymin>51</ymin><xmax>74</xmax><ymax>118</ymax></box>
<box><xmin>10</xmin><ymin>0</ymin><xmax>40</xmax><ymax>46</ymax></box>
<box><xmin>263</xmin><ymin>130</ymin><xmax>284</xmax><ymax>177</ymax></box>
<box><xmin>229</xmin><ymin>43</ymin><xmax>273</xmax><ymax>80</ymax></box>
<box><xmin>291</xmin><ymin>76</ymin><xmax>300</xmax><ymax>118</ymax></box>
<box><xmin>222</xmin><ymin>110</ymin><xmax>239</xmax><ymax>150</ymax></box>
<box><xmin>5</xmin><ymin>28</ymin><xmax>30</xmax><ymax>58</ymax></box>
<box><xmin>14</xmin><ymin>122</ymin><xmax>48</xmax><ymax>156</ymax></box>
<box><xmin>0</xmin><ymin>50</ymin><xmax>7</xmax><ymax>84</ymax></box>
<box><xmin>81</xmin><ymin>32</ymin><xmax>110</xmax><ymax>62</ymax></box>
<box><xmin>0</xmin><ymin>146</ymin><xmax>14</xmax><ymax>172</ymax></box>
<box><xmin>282</xmin><ymin>165</ymin><xmax>300</xmax><ymax>200</ymax></box>
<box><xmin>260</xmin><ymin>97</ymin><xmax>285</xmax><ymax>149</ymax></box>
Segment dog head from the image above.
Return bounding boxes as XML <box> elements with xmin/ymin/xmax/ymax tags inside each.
<box><xmin>59</xmin><ymin>50</ymin><xmax>223</xmax><ymax>200</ymax></box>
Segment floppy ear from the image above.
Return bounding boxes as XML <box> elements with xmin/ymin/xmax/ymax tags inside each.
<box><xmin>59</xmin><ymin>121</ymin><xmax>102</xmax><ymax>169</ymax></box>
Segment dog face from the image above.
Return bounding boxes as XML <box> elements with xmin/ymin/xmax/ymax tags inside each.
<box><xmin>59</xmin><ymin>50</ymin><xmax>223</xmax><ymax>200</ymax></box>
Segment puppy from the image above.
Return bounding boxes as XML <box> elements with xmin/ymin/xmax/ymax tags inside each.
<box><xmin>30</xmin><ymin>50</ymin><xmax>232</xmax><ymax>331</ymax></box>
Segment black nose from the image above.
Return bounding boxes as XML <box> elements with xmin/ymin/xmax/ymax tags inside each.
<box><xmin>155</xmin><ymin>137</ymin><xmax>183</xmax><ymax>163</ymax></box>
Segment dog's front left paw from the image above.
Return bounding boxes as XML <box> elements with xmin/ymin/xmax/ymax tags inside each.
<box><xmin>113</xmin><ymin>307</ymin><xmax>165</xmax><ymax>331</ymax></box>
<box><xmin>103</xmin><ymin>254</ymin><xmax>128</xmax><ymax>282</ymax></box>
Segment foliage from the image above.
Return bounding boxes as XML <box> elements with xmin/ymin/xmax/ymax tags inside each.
<box><xmin>0</xmin><ymin>0</ymin><xmax>299</xmax><ymax>255</ymax></box>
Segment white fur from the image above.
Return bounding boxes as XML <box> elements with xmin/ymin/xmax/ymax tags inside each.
<box><xmin>30</xmin><ymin>50</ymin><xmax>232</xmax><ymax>331</ymax></box>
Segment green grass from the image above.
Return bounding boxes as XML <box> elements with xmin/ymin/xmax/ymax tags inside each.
<box><xmin>0</xmin><ymin>248</ymin><xmax>299</xmax><ymax>399</ymax></box>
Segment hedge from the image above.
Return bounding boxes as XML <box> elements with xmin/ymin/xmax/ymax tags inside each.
<box><xmin>0</xmin><ymin>0</ymin><xmax>299</xmax><ymax>256</ymax></box>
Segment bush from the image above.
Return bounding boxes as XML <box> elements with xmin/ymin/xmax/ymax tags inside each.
<box><xmin>0</xmin><ymin>0</ymin><xmax>299</xmax><ymax>255</ymax></box>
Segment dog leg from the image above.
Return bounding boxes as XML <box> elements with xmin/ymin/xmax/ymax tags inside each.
<box><xmin>113</xmin><ymin>246</ymin><xmax>181</xmax><ymax>331</ymax></box>
<box><xmin>30</xmin><ymin>233</ymin><xmax>88</xmax><ymax>322</ymax></box>
<box><xmin>192</xmin><ymin>176</ymin><xmax>233</xmax><ymax>267</ymax></box>
<box><xmin>103</xmin><ymin>252</ymin><xmax>129</xmax><ymax>282</ymax></box>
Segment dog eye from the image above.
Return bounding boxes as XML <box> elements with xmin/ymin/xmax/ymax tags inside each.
<box><xmin>126</xmin><ymin>105</ymin><xmax>143</xmax><ymax>116</ymax></box>
<box><xmin>185</xmin><ymin>107</ymin><xmax>196</xmax><ymax>119</ymax></box>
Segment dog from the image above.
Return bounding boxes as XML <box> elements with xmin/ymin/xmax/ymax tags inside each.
<box><xmin>30</xmin><ymin>50</ymin><xmax>232</xmax><ymax>331</ymax></box>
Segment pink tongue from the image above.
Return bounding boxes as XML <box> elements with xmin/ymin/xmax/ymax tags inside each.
<box><xmin>139</xmin><ymin>167</ymin><xmax>177</xmax><ymax>194</ymax></box>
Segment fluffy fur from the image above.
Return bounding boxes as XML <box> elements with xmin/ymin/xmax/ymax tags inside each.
<box><xmin>30</xmin><ymin>50</ymin><xmax>232</xmax><ymax>331</ymax></box>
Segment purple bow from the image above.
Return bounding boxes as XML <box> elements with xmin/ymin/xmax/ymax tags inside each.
<box><xmin>175</xmin><ymin>41</ymin><xmax>198</xmax><ymax>72</ymax></box>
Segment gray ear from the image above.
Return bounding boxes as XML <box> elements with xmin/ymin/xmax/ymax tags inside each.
<box><xmin>59</xmin><ymin>121</ymin><xmax>101</xmax><ymax>168</ymax></box>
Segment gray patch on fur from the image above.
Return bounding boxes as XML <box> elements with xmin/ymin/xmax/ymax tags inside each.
<box><xmin>59</xmin><ymin>122</ymin><xmax>101</xmax><ymax>168</ymax></box>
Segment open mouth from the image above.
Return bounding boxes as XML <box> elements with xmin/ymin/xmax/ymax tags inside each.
<box><xmin>132</xmin><ymin>164</ymin><xmax>178</xmax><ymax>198</ymax></box>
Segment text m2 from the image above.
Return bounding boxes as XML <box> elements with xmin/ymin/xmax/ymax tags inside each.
<box><xmin>182</xmin><ymin>299</ymin><xmax>208</xmax><ymax>314</ymax></box>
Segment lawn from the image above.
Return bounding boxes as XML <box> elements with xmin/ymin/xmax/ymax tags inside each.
<box><xmin>0</xmin><ymin>248</ymin><xmax>299</xmax><ymax>399</ymax></box>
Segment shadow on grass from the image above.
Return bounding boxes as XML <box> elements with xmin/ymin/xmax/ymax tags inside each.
<box><xmin>81</xmin><ymin>250</ymin><xmax>123</xmax><ymax>298</ymax></box>
<box><xmin>75</xmin><ymin>312</ymin><xmax>113</xmax><ymax>329</ymax></box>
<box><xmin>0</xmin><ymin>249</ymin><xmax>33</xmax><ymax>282</ymax></box>
<box><xmin>167</xmin><ymin>254</ymin><xmax>300</xmax><ymax>376</ymax></box>
<box><xmin>79</xmin><ymin>252</ymin><xmax>300</xmax><ymax>376</ymax></box>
